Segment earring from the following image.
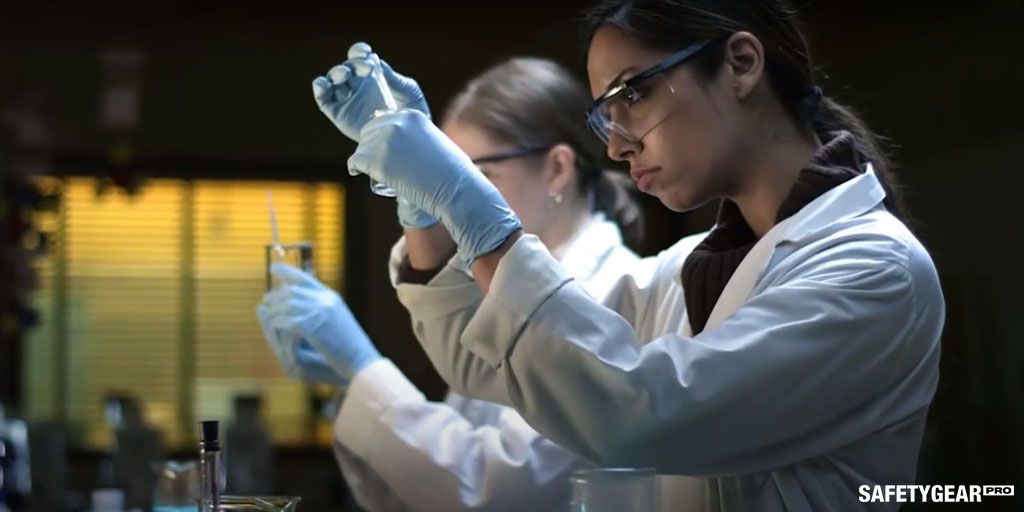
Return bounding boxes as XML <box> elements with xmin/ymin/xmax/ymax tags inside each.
<box><xmin>548</xmin><ymin>191</ymin><xmax>563</xmax><ymax>208</ymax></box>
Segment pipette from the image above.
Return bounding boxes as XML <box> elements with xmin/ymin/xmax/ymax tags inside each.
<box><xmin>266</xmin><ymin>190</ymin><xmax>285</xmax><ymax>258</ymax></box>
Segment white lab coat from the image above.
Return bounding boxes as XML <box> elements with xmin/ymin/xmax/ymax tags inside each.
<box><xmin>332</xmin><ymin>214</ymin><xmax>702</xmax><ymax>511</ymax></box>
<box><xmin>397</xmin><ymin>169</ymin><xmax>945</xmax><ymax>511</ymax></box>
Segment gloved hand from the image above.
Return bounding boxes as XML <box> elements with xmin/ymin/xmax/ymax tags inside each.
<box><xmin>348</xmin><ymin>110</ymin><xmax>522</xmax><ymax>265</ymax></box>
<box><xmin>260</xmin><ymin>263</ymin><xmax>382</xmax><ymax>384</ymax></box>
<box><xmin>313</xmin><ymin>42</ymin><xmax>438</xmax><ymax>229</ymax></box>
<box><xmin>312</xmin><ymin>42</ymin><xmax>430</xmax><ymax>143</ymax></box>
<box><xmin>257</xmin><ymin>306</ymin><xmax>345</xmax><ymax>386</ymax></box>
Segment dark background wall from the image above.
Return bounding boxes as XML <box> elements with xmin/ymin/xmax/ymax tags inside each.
<box><xmin>2</xmin><ymin>0</ymin><xmax>1022</xmax><ymax>510</ymax></box>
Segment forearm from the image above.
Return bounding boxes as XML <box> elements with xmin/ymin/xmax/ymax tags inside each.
<box><xmin>404</xmin><ymin>224</ymin><xmax>456</xmax><ymax>271</ymax></box>
<box><xmin>469</xmin><ymin>230</ymin><xmax>523</xmax><ymax>294</ymax></box>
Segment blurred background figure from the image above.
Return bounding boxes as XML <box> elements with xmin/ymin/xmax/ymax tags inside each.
<box><xmin>225</xmin><ymin>395</ymin><xmax>273</xmax><ymax>495</ymax></box>
<box><xmin>106</xmin><ymin>396</ymin><xmax>163</xmax><ymax>512</ymax></box>
<box><xmin>27</xmin><ymin>424</ymin><xmax>66</xmax><ymax>512</ymax></box>
<box><xmin>0</xmin><ymin>405</ymin><xmax>30</xmax><ymax>512</ymax></box>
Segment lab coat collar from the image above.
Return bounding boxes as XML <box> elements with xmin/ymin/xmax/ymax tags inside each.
<box><xmin>701</xmin><ymin>165</ymin><xmax>888</xmax><ymax>333</ymax></box>
<box><xmin>553</xmin><ymin>213</ymin><xmax>623</xmax><ymax>282</ymax></box>
<box><xmin>777</xmin><ymin>164</ymin><xmax>887</xmax><ymax>244</ymax></box>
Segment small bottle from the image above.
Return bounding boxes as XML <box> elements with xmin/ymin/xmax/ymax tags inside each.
<box><xmin>198</xmin><ymin>421</ymin><xmax>221</xmax><ymax>512</ymax></box>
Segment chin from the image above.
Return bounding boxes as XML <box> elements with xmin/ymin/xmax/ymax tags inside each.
<box><xmin>657</xmin><ymin>189</ymin><xmax>710</xmax><ymax>213</ymax></box>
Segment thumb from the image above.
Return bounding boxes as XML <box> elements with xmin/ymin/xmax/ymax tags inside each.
<box><xmin>347</xmin><ymin>146</ymin><xmax>375</xmax><ymax>179</ymax></box>
<box><xmin>379</xmin><ymin>60</ymin><xmax>413</xmax><ymax>93</ymax></box>
<box><xmin>269</xmin><ymin>263</ymin><xmax>320</xmax><ymax>288</ymax></box>
<box><xmin>380</xmin><ymin>60</ymin><xmax>429</xmax><ymax>115</ymax></box>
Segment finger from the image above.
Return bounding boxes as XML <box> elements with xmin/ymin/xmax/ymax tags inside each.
<box><xmin>295</xmin><ymin>341</ymin><xmax>328</xmax><ymax>364</ymax></box>
<box><xmin>347</xmin><ymin>42</ymin><xmax>372</xmax><ymax>60</ymax></box>
<box><xmin>257</xmin><ymin>305</ymin><xmax>290</xmax><ymax>356</ymax></box>
<box><xmin>294</xmin><ymin>348</ymin><xmax>324</xmax><ymax>367</ymax></box>
<box><xmin>346</xmin><ymin>43</ymin><xmax>378</xmax><ymax>78</ymax></box>
<box><xmin>270</xmin><ymin>263</ymin><xmax>320</xmax><ymax>287</ymax></box>
<box><xmin>312</xmin><ymin>76</ymin><xmax>334</xmax><ymax>105</ymax></box>
<box><xmin>261</xmin><ymin>287</ymin><xmax>290</xmax><ymax>308</ymax></box>
<box><xmin>267</xmin><ymin>312</ymin><xmax>301</xmax><ymax>333</ymax></box>
<box><xmin>264</xmin><ymin>297</ymin><xmax>297</xmax><ymax>324</ymax></box>
<box><xmin>327</xmin><ymin>63</ymin><xmax>354</xmax><ymax>85</ymax></box>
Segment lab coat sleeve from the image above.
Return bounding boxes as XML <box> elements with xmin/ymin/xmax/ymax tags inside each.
<box><xmin>387</xmin><ymin>237</ymin><xmax>514</xmax><ymax>405</ymax></box>
<box><xmin>460</xmin><ymin>235</ymin><xmax>940</xmax><ymax>476</ymax></box>
<box><xmin>333</xmin><ymin>359</ymin><xmax>589</xmax><ymax>512</ymax></box>
<box><xmin>387</xmin><ymin>235</ymin><xmax>700</xmax><ymax>404</ymax></box>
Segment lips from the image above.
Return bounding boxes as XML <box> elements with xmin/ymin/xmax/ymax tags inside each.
<box><xmin>630</xmin><ymin>167</ymin><xmax>660</xmax><ymax>192</ymax></box>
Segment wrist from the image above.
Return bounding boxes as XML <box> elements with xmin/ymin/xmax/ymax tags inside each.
<box><xmin>455</xmin><ymin>214</ymin><xmax>522</xmax><ymax>266</ymax></box>
<box><xmin>404</xmin><ymin>224</ymin><xmax>456</xmax><ymax>269</ymax></box>
<box><xmin>470</xmin><ymin>229</ymin><xmax>523</xmax><ymax>294</ymax></box>
<box><xmin>350</xmin><ymin>350</ymin><xmax>383</xmax><ymax>378</ymax></box>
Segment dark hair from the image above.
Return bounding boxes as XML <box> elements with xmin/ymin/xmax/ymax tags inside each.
<box><xmin>583</xmin><ymin>0</ymin><xmax>907</xmax><ymax>220</ymax></box>
<box><xmin>444</xmin><ymin>57</ymin><xmax>645</xmax><ymax>244</ymax></box>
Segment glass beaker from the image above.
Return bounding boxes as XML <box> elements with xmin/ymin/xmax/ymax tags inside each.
<box><xmin>569</xmin><ymin>467</ymin><xmax>656</xmax><ymax>512</ymax></box>
<box><xmin>217</xmin><ymin>496</ymin><xmax>301</xmax><ymax>512</ymax></box>
<box><xmin>264</xmin><ymin>242</ymin><xmax>315</xmax><ymax>291</ymax></box>
<box><xmin>153</xmin><ymin>461</ymin><xmax>199</xmax><ymax>512</ymax></box>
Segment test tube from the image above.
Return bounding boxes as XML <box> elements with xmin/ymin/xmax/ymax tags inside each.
<box><xmin>366</xmin><ymin>55</ymin><xmax>398</xmax><ymax>198</ymax></box>
<box><xmin>198</xmin><ymin>421</ymin><xmax>221</xmax><ymax>512</ymax></box>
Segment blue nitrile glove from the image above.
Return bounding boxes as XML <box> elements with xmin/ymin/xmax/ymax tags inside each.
<box><xmin>348</xmin><ymin>110</ymin><xmax>522</xmax><ymax>265</ymax></box>
<box><xmin>257</xmin><ymin>305</ymin><xmax>345</xmax><ymax>386</ymax></box>
<box><xmin>312</xmin><ymin>42</ymin><xmax>437</xmax><ymax>229</ymax></box>
<box><xmin>261</xmin><ymin>263</ymin><xmax>382</xmax><ymax>384</ymax></box>
<box><xmin>396</xmin><ymin>196</ymin><xmax>438</xmax><ymax>229</ymax></box>
<box><xmin>311</xmin><ymin>42</ymin><xmax>431</xmax><ymax>142</ymax></box>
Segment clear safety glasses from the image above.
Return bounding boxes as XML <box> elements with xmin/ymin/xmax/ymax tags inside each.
<box><xmin>585</xmin><ymin>40</ymin><xmax>714</xmax><ymax>145</ymax></box>
<box><xmin>471</xmin><ymin>145</ymin><xmax>552</xmax><ymax>166</ymax></box>
<box><xmin>470</xmin><ymin>145</ymin><xmax>552</xmax><ymax>178</ymax></box>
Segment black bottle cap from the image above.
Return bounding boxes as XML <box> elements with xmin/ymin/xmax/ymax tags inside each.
<box><xmin>199</xmin><ymin>420</ymin><xmax>220</xmax><ymax>450</ymax></box>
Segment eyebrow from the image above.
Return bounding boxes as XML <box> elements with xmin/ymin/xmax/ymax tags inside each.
<box><xmin>603</xmin><ymin>66</ymin><xmax>639</xmax><ymax>94</ymax></box>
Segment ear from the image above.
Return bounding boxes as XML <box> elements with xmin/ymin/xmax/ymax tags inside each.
<box><xmin>544</xmin><ymin>144</ymin><xmax>577</xmax><ymax>196</ymax></box>
<box><xmin>722</xmin><ymin>31</ymin><xmax>765</xmax><ymax>101</ymax></box>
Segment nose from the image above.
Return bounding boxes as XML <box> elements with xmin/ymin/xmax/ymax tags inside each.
<box><xmin>606</xmin><ymin>131</ymin><xmax>639</xmax><ymax>162</ymax></box>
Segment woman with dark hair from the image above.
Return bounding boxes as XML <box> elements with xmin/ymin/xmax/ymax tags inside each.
<box><xmin>310</xmin><ymin>1</ymin><xmax>944</xmax><ymax>509</ymax></box>
<box><xmin>258</xmin><ymin>49</ymin><xmax>709</xmax><ymax>510</ymax></box>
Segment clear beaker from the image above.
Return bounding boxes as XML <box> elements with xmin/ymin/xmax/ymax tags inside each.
<box><xmin>569</xmin><ymin>467</ymin><xmax>656</xmax><ymax>512</ymax></box>
<box><xmin>264</xmin><ymin>242</ymin><xmax>315</xmax><ymax>291</ymax></box>
<box><xmin>153</xmin><ymin>461</ymin><xmax>199</xmax><ymax>512</ymax></box>
<box><xmin>217</xmin><ymin>496</ymin><xmax>301</xmax><ymax>512</ymax></box>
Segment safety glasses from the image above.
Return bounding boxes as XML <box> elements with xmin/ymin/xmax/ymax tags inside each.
<box><xmin>471</xmin><ymin>145</ymin><xmax>552</xmax><ymax>165</ymax></box>
<box><xmin>585</xmin><ymin>39</ymin><xmax>713</xmax><ymax>145</ymax></box>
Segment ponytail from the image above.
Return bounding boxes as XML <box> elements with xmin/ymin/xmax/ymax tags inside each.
<box><xmin>811</xmin><ymin>96</ymin><xmax>908</xmax><ymax>221</ymax></box>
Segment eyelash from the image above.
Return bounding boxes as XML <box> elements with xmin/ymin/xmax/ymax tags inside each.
<box><xmin>623</xmin><ymin>84</ymin><xmax>649</xmax><ymax>106</ymax></box>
